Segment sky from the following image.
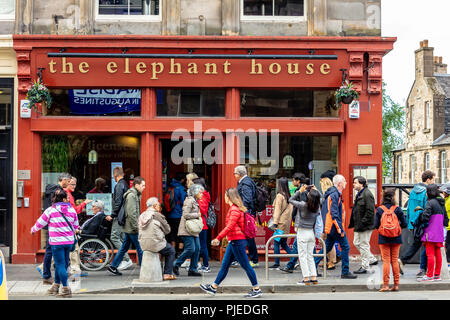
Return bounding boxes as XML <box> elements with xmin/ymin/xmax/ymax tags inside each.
<box><xmin>382</xmin><ymin>0</ymin><xmax>450</xmax><ymax>106</ymax></box>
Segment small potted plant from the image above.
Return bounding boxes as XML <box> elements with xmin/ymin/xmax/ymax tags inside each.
<box><xmin>26</xmin><ymin>79</ymin><xmax>52</xmax><ymax>115</ymax></box>
<box><xmin>334</xmin><ymin>80</ymin><xmax>359</xmax><ymax>109</ymax></box>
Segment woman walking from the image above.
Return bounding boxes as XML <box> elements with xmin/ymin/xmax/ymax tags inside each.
<box><xmin>374</xmin><ymin>188</ymin><xmax>407</xmax><ymax>291</ymax></box>
<box><xmin>30</xmin><ymin>189</ymin><xmax>78</xmax><ymax>298</ymax></box>
<box><xmin>417</xmin><ymin>184</ymin><xmax>449</xmax><ymax>282</ymax></box>
<box><xmin>268</xmin><ymin>177</ymin><xmax>293</xmax><ymax>270</ymax></box>
<box><xmin>289</xmin><ymin>187</ymin><xmax>321</xmax><ymax>285</ymax></box>
<box><xmin>173</xmin><ymin>184</ymin><xmax>204</xmax><ymax>277</ymax></box>
<box><xmin>200</xmin><ymin>188</ymin><xmax>262</xmax><ymax>298</ymax></box>
<box><xmin>193</xmin><ymin>177</ymin><xmax>211</xmax><ymax>273</ymax></box>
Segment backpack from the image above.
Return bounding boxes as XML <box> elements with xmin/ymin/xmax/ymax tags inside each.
<box><xmin>205</xmin><ymin>203</ymin><xmax>217</xmax><ymax>229</ymax></box>
<box><xmin>254</xmin><ymin>184</ymin><xmax>269</xmax><ymax>213</ymax></box>
<box><xmin>378</xmin><ymin>205</ymin><xmax>401</xmax><ymax>237</ymax></box>
<box><xmin>117</xmin><ymin>205</ymin><xmax>126</xmax><ymax>227</ymax></box>
<box><xmin>163</xmin><ymin>187</ymin><xmax>176</xmax><ymax>215</ymax></box>
<box><xmin>243</xmin><ymin>211</ymin><xmax>257</xmax><ymax>239</ymax></box>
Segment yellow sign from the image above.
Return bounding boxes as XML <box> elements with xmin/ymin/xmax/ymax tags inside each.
<box><xmin>0</xmin><ymin>250</ymin><xmax>7</xmax><ymax>300</ymax></box>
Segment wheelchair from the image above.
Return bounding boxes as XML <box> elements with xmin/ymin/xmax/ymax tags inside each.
<box><xmin>78</xmin><ymin>216</ymin><xmax>115</xmax><ymax>271</ymax></box>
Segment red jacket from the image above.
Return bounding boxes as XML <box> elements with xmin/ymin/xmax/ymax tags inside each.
<box><xmin>197</xmin><ymin>190</ymin><xmax>211</xmax><ymax>230</ymax></box>
<box><xmin>216</xmin><ymin>204</ymin><xmax>246</xmax><ymax>242</ymax></box>
<box><xmin>64</xmin><ymin>188</ymin><xmax>86</xmax><ymax>214</ymax></box>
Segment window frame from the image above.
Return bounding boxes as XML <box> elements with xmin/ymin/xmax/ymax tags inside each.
<box><xmin>424</xmin><ymin>101</ymin><xmax>430</xmax><ymax>130</ymax></box>
<box><xmin>410</xmin><ymin>154</ymin><xmax>415</xmax><ymax>184</ymax></box>
<box><xmin>95</xmin><ymin>0</ymin><xmax>162</xmax><ymax>22</ymax></box>
<box><xmin>397</xmin><ymin>155</ymin><xmax>402</xmax><ymax>183</ymax></box>
<box><xmin>0</xmin><ymin>0</ymin><xmax>15</xmax><ymax>20</ymax></box>
<box><xmin>409</xmin><ymin>105</ymin><xmax>414</xmax><ymax>133</ymax></box>
<box><xmin>240</xmin><ymin>0</ymin><xmax>306</xmax><ymax>22</ymax></box>
<box><xmin>441</xmin><ymin>150</ymin><xmax>447</xmax><ymax>183</ymax></box>
<box><xmin>424</xmin><ymin>152</ymin><xmax>430</xmax><ymax>171</ymax></box>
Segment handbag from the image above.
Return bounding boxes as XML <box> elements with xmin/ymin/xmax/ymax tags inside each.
<box><xmin>185</xmin><ymin>216</ymin><xmax>204</xmax><ymax>236</ymax></box>
<box><xmin>205</xmin><ymin>203</ymin><xmax>217</xmax><ymax>229</ymax></box>
<box><xmin>57</xmin><ymin>209</ymin><xmax>79</xmax><ymax>252</ymax></box>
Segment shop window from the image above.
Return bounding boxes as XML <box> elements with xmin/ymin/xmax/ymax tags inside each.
<box><xmin>41</xmin><ymin>134</ymin><xmax>140</xmax><ymax>248</ymax></box>
<box><xmin>0</xmin><ymin>87</ymin><xmax>12</xmax><ymax>126</ymax></box>
<box><xmin>0</xmin><ymin>0</ymin><xmax>15</xmax><ymax>19</ymax></box>
<box><xmin>353</xmin><ymin>166</ymin><xmax>378</xmax><ymax>204</ymax></box>
<box><xmin>45</xmin><ymin>89</ymin><xmax>141</xmax><ymax>117</ymax></box>
<box><xmin>156</xmin><ymin>89</ymin><xmax>225</xmax><ymax>117</ymax></box>
<box><xmin>242</xmin><ymin>0</ymin><xmax>305</xmax><ymax>19</ymax></box>
<box><xmin>97</xmin><ymin>0</ymin><xmax>160</xmax><ymax>19</ymax></box>
<box><xmin>240</xmin><ymin>89</ymin><xmax>338</xmax><ymax>117</ymax></box>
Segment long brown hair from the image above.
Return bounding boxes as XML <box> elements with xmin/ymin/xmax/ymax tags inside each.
<box><xmin>225</xmin><ymin>188</ymin><xmax>247</xmax><ymax>213</ymax></box>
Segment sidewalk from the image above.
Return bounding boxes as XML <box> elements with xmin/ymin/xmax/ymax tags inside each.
<box><xmin>5</xmin><ymin>261</ymin><xmax>450</xmax><ymax>296</ymax></box>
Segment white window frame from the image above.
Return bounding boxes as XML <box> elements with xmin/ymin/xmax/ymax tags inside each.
<box><xmin>410</xmin><ymin>154</ymin><xmax>415</xmax><ymax>184</ymax></box>
<box><xmin>425</xmin><ymin>101</ymin><xmax>430</xmax><ymax>130</ymax></box>
<box><xmin>397</xmin><ymin>155</ymin><xmax>402</xmax><ymax>183</ymax></box>
<box><xmin>441</xmin><ymin>151</ymin><xmax>447</xmax><ymax>183</ymax></box>
<box><xmin>0</xmin><ymin>0</ymin><xmax>15</xmax><ymax>20</ymax></box>
<box><xmin>240</xmin><ymin>0</ymin><xmax>306</xmax><ymax>22</ymax></box>
<box><xmin>95</xmin><ymin>0</ymin><xmax>161</xmax><ymax>22</ymax></box>
<box><xmin>424</xmin><ymin>152</ymin><xmax>430</xmax><ymax>171</ymax></box>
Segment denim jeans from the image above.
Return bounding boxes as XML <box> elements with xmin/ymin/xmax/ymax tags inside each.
<box><xmin>110</xmin><ymin>218</ymin><xmax>130</xmax><ymax>262</ymax></box>
<box><xmin>286</xmin><ymin>238</ymin><xmax>298</xmax><ymax>269</ymax></box>
<box><xmin>273</xmin><ymin>237</ymin><xmax>292</xmax><ymax>266</ymax></box>
<box><xmin>159</xmin><ymin>243</ymin><xmax>176</xmax><ymax>275</ymax></box>
<box><xmin>400</xmin><ymin>238</ymin><xmax>427</xmax><ymax>270</ymax></box>
<box><xmin>315</xmin><ymin>230</ymin><xmax>351</xmax><ymax>275</ymax></box>
<box><xmin>111</xmin><ymin>233</ymin><xmax>143</xmax><ymax>268</ymax></box>
<box><xmin>51</xmin><ymin>244</ymin><xmax>71</xmax><ymax>287</ymax></box>
<box><xmin>199</xmin><ymin>230</ymin><xmax>209</xmax><ymax>268</ymax></box>
<box><xmin>174</xmin><ymin>236</ymin><xmax>200</xmax><ymax>272</ymax></box>
<box><xmin>214</xmin><ymin>239</ymin><xmax>258</xmax><ymax>287</ymax></box>
<box><xmin>43</xmin><ymin>237</ymin><xmax>53</xmax><ymax>280</ymax></box>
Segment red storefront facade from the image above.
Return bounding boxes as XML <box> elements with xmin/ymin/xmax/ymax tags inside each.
<box><xmin>12</xmin><ymin>35</ymin><xmax>395</xmax><ymax>263</ymax></box>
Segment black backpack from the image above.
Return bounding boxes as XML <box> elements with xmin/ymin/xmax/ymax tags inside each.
<box><xmin>254</xmin><ymin>184</ymin><xmax>269</xmax><ymax>213</ymax></box>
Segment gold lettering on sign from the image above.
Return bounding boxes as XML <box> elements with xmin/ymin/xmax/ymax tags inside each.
<box><xmin>124</xmin><ymin>58</ymin><xmax>131</xmax><ymax>74</ymax></box>
<box><xmin>107</xmin><ymin>61</ymin><xmax>118</xmax><ymax>73</ymax></box>
<box><xmin>250</xmin><ymin>59</ymin><xmax>263</xmax><ymax>74</ymax></box>
<box><xmin>205</xmin><ymin>63</ymin><xmax>218</xmax><ymax>75</ymax></box>
<box><xmin>61</xmin><ymin>57</ymin><xmax>74</xmax><ymax>74</ymax></box>
<box><xmin>136</xmin><ymin>62</ymin><xmax>147</xmax><ymax>74</ymax></box>
<box><xmin>269</xmin><ymin>63</ymin><xmax>281</xmax><ymax>74</ymax></box>
<box><xmin>287</xmin><ymin>63</ymin><xmax>299</xmax><ymax>75</ymax></box>
<box><xmin>320</xmin><ymin>63</ymin><xmax>331</xmax><ymax>75</ymax></box>
<box><xmin>223</xmin><ymin>61</ymin><xmax>231</xmax><ymax>74</ymax></box>
<box><xmin>187</xmin><ymin>62</ymin><xmax>198</xmax><ymax>74</ymax></box>
<box><xmin>306</xmin><ymin>63</ymin><xmax>314</xmax><ymax>75</ymax></box>
<box><xmin>79</xmin><ymin>62</ymin><xmax>89</xmax><ymax>73</ymax></box>
<box><xmin>49</xmin><ymin>60</ymin><xmax>57</xmax><ymax>73</ymax></box>
<box><xmin>170</xmin><ymin>58</ymin><xmax>182</xmax><ymax>74</ymax></box>
<box><xmin>151</xmin><ymin>62</ymin><xmax>164</xmax><ymax>80</ymax></box>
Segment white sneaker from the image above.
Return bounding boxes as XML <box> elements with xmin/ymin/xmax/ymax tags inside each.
<box><xmin>181</xmin><ymin>259</ymin><xmax>191</xmax><ymax>269</ymax></box>
<box><xmin>117</xmin><ymin>260</ymin><xmax>133</xmax><ymax>271</ymax></box>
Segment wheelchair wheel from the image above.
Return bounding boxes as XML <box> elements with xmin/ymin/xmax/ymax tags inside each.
<box><xmin>79</xmin><ymin>238</ymin><xmax>110</xmax><ymax>271</ymax></box>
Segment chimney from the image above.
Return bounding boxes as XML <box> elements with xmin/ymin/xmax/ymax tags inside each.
<box><xmin>415</xmin><ymin>39</ymin><xmax>434</xmax><ymax>78</ymax></box>
<box><xmin>434</xmin><ymin>56</ymin><xmax>448</xmax><ymax>75</ymax></box>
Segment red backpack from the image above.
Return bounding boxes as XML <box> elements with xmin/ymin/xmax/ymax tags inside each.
<box><xmin>378</xmin><ymin>205</ymin><xmax>401</xmax><ymax>237</ymax></box>
<box><xmin>243</xmin><ymin>211</ymin><xmax>257</xmax><ymax>239</ymax></box>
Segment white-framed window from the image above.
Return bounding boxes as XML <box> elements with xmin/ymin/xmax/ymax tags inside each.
<box><xmin>0</xmin><ymin>0</ymin><xmax>15</xmax><ymax>20</ymax></box>
<box><xmin>397</xmin><ymin>155</ymin><xmax>402</xmax><ymax>183</ymax></box>
<box><xmin>410</xmin><ymin>154</ymin><xmax>415</xmax><ymax>184</ymax></box>
<box><xmin>424</xmin><ymin>101</ymin><xmax>430</xmax><ymax>130</ymax></box>
<box><xmin>424</xmin><ymin>152</ymin><xmax>430</xmax><ymax>171</ymax></box>
<box><xmin>241</xmin><ymin>0</ymin><xmax>306</xmax><ymax>22</ymax></box>
<box><xmin>441</xmin><ymin>151</ymin><xmax>447</xmax><ymax>183</ymax></box>
<box><xmin>96</xmin><ymin>0</ymin><xmax>161</xmax><ymax>21</ymax></box>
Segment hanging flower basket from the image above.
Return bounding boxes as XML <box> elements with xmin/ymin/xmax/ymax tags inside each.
<box><xmin>26</xmin><ymin>79</ymin><xmax>52</xmax><ymax>114</ymax></box>
<box><xmin>334</xmin><ymin>81</ymin><xmax>359</xmax><ymax>110</ymax></box>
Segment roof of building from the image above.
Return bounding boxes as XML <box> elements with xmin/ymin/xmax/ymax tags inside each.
<box><xmin>432</xmin><ymin>133</ymin><xmax>450</xmax><ymax>146</ymax></box>
<box><xmin>435</xmin><ymin>74</ymin><xmax>450</xmax><ymax>97</ymax></box>
<box><xmin>391</xmin><ymin>144</ymin><xmax>405</xmax><ymax>153</ymax></box>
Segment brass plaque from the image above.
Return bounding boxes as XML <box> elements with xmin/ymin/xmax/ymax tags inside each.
<box><xmin>358</xmin><ymin>144</ymin><xmax>373</xmax><ymax>155</ymax></box>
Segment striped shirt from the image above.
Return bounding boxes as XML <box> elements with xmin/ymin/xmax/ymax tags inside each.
<box><xmin>31</xmin><ymin>202</ymin><xmax>79</xmax><ymax>246</ymax></box>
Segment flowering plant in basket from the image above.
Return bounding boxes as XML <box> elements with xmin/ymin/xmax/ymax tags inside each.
<box><xmin>26</xmin><ymin>79</ymin><xmax>52</xmax><ymax>113</ymax></box>
<box><xmin>334</xmin><ymin>80</ymin><xmax>359</xmax><ymax>110</ymax></box>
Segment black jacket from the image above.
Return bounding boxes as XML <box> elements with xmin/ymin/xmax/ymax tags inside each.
<box><xmin>349</xmin><ymin>187</ymin><xmax>375</xmax><ymax>232</ymax></box>
<box><xmin>112</xmin><ymin>178</ymin><xmax>129</xmax><ymax>218</ymax></box>
<box><xmin>374</xmin><ymin>202</ymin><xmax>407</xmax><ymax>244</ymax></box>
<box><xmin>237</xmin><ymin>176</ymin><xmax>256</xmax><ymax>215</ymax></box>
<box><xmin>43</xmin><ymin>183</ymin><xmax>64</xmax><ymax>211</ymax></box>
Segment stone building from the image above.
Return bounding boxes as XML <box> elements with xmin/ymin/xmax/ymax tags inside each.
<box><xmin>392</xmin><ymin>40</ymin><xmax>450</xmax><ymax>184</ymax></box>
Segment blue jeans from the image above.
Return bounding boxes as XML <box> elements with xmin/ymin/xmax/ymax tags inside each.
<box><xmin>315</xmin><ymin>231</ymin><xmax>351</xmax><ymax>275</ymax></box>
<box><xmin>214</xmin><ymin>239</ymin><xmax>258</xmax><ymax>287</ymax></box>
<box><xmin>273</xmin><ymin>237</ymin><xmax>292</xmax><ymax>266</ymax></box>
<box><xmin>111</xmin><ymin>233</ymin><xmax>143</xmax><ymax>268</ymax></box>
<box><xmin>199</xmin><ymin>230</ymin><xmax>209</xmax><ymax>268</ymax></box>
<box><xmin>286</xmin><ymin>238</ymin><xmax>298</xmax><ymax>269</ymax></box>
<box><xmin>174</xmin><ymin>236</ymin><xmax>200</xmax><ymax>272</ymax></box>
<box><xmin>51</xmin><ymin>244</ymin><xmax>71</xmax><ymax>287</ymax></box>
<box><xmin>43</xmin><ymin>237</ymin><xmax>53</xmax><ymax>279</ymax></box>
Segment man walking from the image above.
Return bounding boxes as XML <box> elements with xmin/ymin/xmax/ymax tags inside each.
<box><xmin>398</xmin><ymin>170</ymin><xmax>435</xmax><ymax>277</ymax></box>
<box><xmin>166</xmin><ymin>173</ymin><xmax>187</xmax><ymax>257</ymax></box>
<box><xmin>322</xmin><ymin>174</ymin><xmax>357</xmax><ymax>279</ymax></box>
<box><xmin>234</xmin><ymin>165</ymin><xmax>259</xmax><ymax>268</ymax></box>
<box><xmin>111</xmin><ymin>167</ymin><xmax>132</xmax><ymax>271</ymax></box>
<box><xmin>108</xmin><ymin>177</ymin><xmax>146</xmax><ymax>275</ymax></box>
<box><xmin>37</xmin><ymin>172</ymin><xmax>72</xmax><ymax>285</ymax></box>
<box><xmin>349</xmin><ymin>176</ymin><xmax>378</xmax><ymax>274</ymax></box>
